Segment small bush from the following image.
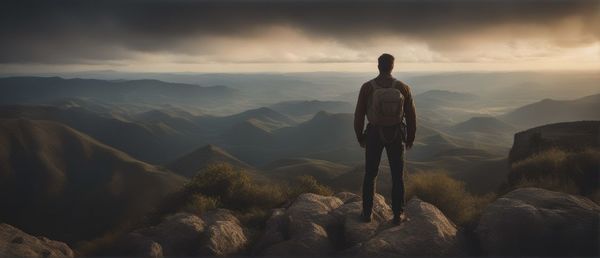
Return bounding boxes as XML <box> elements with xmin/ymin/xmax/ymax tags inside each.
<box><xmin>182</xmin><ymin>194</ymin><xmax>220</xmax><ymax>216</ymax></box>
<box><xmin>186</xmin><ymin>163</ymin><xmax>288</xmax><ymax>212</ymax></box>
<box><xmin>508</xmin><ymin>148</ymin><xmax>599</xmax><ymax>199</ymax></box>
<box><xmin>152</xmin><ymin>163</ymin><xmax>333</xmax><ymax>230</ymax></box>
<box><xmin>287</xmin><ymin>175</ymin><xmax>334</xmax><ymax>198</ymax></box>
<box><xmin>406</xmin><ymin>172</ymin><xmax>494</xmax><ymax>226</ymax></box>
<box><xmin>514</xmin><ymin>176</ymin><xmax>580</xmax><ymax>195</ymax></box>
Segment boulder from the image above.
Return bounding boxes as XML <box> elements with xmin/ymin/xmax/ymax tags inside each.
<box><xmin>352</xmin><ymin>198</ymin><xmax>461</xmax><ymax>256</ymax></box>
<box><xmin>477</xmin><ymin>187</ymin><xmax>600</xmax><ymax>256</ymax></box>
<box><xmin>143</xmin><ymin>212</ymin><xmax>205</xmax><ymax>256</ymax></box>
<box><xmin>199</xmin><ymin>209</ymin><xmax>248</xmax><ymax>256</ymax></box>
<box><xmin>262</xmin><ymin>222</ymin><xmax>334</xmax><ymax>256</ymax></box>
<box><xmin>331</xmin><ymin>193</ymin><xmax>393</xmax><ymax>246</ymax></box>
<box><xmin>0</xmin><ymin>223</ymin><xmax>74</xmax><ymax>258</ymax></box>
<box><xmin>286</xmin><ymin>193</ymin><xmax>343</xmax><ymax>229</ymax></box>
<box><xmin>334</xmin><ymin>192</ymin><xmax>361</xmax><ymax>204</ymax></box>
<box><xmin>252</xmin><ymin>208</ymin><xmax>287</xmax><ymax>253</ymax></box>
<box><xmin>118</xmin><ymin>210</ymin><xmax>247</xmax><ymax>257</ymax></box>
<box><xmin>256</xmin><ymin>192</ymin><xmax>463</xmax><ymax>256</ymax></box>
<box><xmin>256</xmin><ymin>193</ymin><xmax>343</xmax><ymax>255</ymax></box>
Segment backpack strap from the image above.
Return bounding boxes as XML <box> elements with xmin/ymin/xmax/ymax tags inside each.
<box><xmin>370</xmin><ymin>79</ymin><xmax>380</xmax><ymax>89</ymax></box>
<box><xmin>394</xmin><ymin>79</ymin><xmax>409</xmax><ymax>96</ymax></box>
<box><xmin>391</xmin><ymin>79</ymin><xmax>402</xmax><ymax>89</ymax></box>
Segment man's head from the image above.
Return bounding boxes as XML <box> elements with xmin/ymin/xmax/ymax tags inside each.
<box><xmin>378</xmin><ymin>53</ymin><xmax>394</xmax><ymax>74</ymax></box>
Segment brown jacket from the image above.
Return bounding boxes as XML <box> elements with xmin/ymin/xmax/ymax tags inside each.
<box><xmin>354</xmin><ymin>76</ymin><xmax>417</xmax><ymax>145</ymax></box>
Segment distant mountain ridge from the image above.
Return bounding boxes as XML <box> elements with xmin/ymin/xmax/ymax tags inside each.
<box><xmin>0</xmin><ymin>119</ymin><xmax>185</xmax><ymax>243</ymax></box>
<box><xmin>446</xmin><ymin>116</ymin><xmax>517</xmax><ymax>146</ymax></box>
<box><xmin>0</xmin><ymin>104</ymin><xmax>203</xmax><ymax>164</ymax></box>
<box><xmin>413</xmin><ymin>90</ymin><xmax>482</xmax><ymax>126</ymax></box>
<box><xmin>167</xmin><ymin>144</ymin><xmax>252</xmax><ymax>178</ymax></box>
<box><xmin>450</xmin><ymin>116</ymin><xmax>516</xmax><ymax>134</ymax></box>
<box><xmin>0</xmin><ymin>76</ymin><xmax>238</xmax><ymax>108</ymax></box>
<box><xmin>198</xmin><ymin>107</ymin><xmax>296</xmax><ymax>132</ymax></box>
<box><xmin>269</xmin><ymin>100</ymin><xmax>354</xmax><ymax>118</ymax></box>
<box><xmin>500</xmin><ymin>93</ymin><xmax>600</xmax><ymax>128</ymax></box>
<box><xmin>416</xmin><ymin>89</ymin><xmax>479</xmax><ymax>102</ymax></box>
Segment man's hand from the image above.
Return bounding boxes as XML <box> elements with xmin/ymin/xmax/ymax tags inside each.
<box><xmin>405</xmin><ymin>141</ymin><xmax>413</xmax><ymax>150</ymax></box>
<box><xmin>358</xmin><ymin>134</ymin><xmax>366</xmax><ymax>148</ymax></box>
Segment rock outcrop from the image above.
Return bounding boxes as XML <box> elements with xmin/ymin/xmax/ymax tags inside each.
<box><xmin>115</xmin><ymin>188</ymin><xmax>599</xmax><ymax>257</ymax></box>
<box><xmin>259</xmin><ymin>193</ymin><xmax>343</xmax><ymax>255</ymax></box>
<box><xmin>254</xmin><ymin>192</ymin><xmax>461</xmax><ymax>256</ymax></box>
<box><xmin>0</xmin><ymin>223</ymin><xmax>74</xmax><ymax>258</ymax></box>
<box><xmin>351</xmin><ymin>199</ymin><xmax>462</xmax><ymax>256</ymax></box>
<box><xmin>331</xmin><ymin>193</ymin><xmax>393</xmax><ymax>246</ymax></box>
<box><xmin>477</xmin><ymin>187</ymin><xmax>600</xmax><ymax>256</ymax></box>
<box><xmin>199</xmin><ymin>209</ymin><xmax>248</xmax><ymax>256</ymax></box>
<box><xmin>117</xmin><ymin>209</ymin><xmax>247</xmax><ymax>257</ymax></box>
<box><xmin>508</xmin><ymin>121</ymin><xmax>600</xmax><ymax>163</ymax></box>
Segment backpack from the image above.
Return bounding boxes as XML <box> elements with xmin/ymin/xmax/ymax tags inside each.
<box><xmin>366</xmin><ymin>79</ymin><xmax>408</xmax><ymax>144</ymax></box>
<box><xmin>366</xmin><ymin>79</ymin><xmax>406</xmax><ymax>126</ymax></box>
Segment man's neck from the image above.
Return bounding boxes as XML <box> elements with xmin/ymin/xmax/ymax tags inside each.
<box><xmin>377</xmin><ymin>73</ymin><xmax>393</xmax><ymax>79</ymax></box>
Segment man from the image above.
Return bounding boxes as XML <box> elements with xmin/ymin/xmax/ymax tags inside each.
<box><xmin>354</xmin><ymin>53</ymin><xmax>417</xmax><ymax>225</ymax></box>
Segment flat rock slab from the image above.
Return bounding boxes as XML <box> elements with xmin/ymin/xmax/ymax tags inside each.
<box><xmin>477</xmin><ymin>187</ymin><xmax>600</xmax><ymax>256</ymax></box>
<box><xmin>352</xmin><ymin>198</ymin><xmax>461</xmax><ymax>256</ymax></box>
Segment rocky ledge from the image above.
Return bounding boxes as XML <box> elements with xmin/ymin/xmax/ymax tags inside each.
<box><xmin>476</xmin><ymin>187</ymin><xmax>600</xmax><ymax>256</ymax></box>
<box><xmin>1</xmin><ymin>187</ymin><xmax>598</xmax><ymax>257</ymax></box>
<box><xmin>0</xmin><ymin>223</ymin><xmax>74</xmax><ymax>258</ymax></box>
<box><xmin>115</xmin><ymin>209</ymin><xmax>248</xmax><ymax>257</ymax></box>
<box><xmin>253</xmin><ymin>192</ymin><xmax>463</xmax><ymax>256</ymax></box>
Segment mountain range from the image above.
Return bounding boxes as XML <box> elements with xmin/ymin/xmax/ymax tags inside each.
<box><xmin>0</xmin><ymin>119</ymin><xmax>185</xmax><ymax>243</ymax></box>
<box><xmin>0</xmin><ymin>73</ymin><xmax>598</xmax><ymax>250</ymax></box>
<box><xmin>0</xmin><ymin>77</ymin><xmax>239</xmax><ymax>111</ymax></box>
<box><xmin>167</xmin><ymin>144</ymin><xmax>252</xmax><ymax>178</ymax></box>
<box><xmin>500</xmin><ymin>93</ymin><xmax>600</xmax><ymax>129</ymax></box>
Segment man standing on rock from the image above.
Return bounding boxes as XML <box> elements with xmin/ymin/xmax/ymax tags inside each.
<box><xmin>354</xmin><ymin>53</ymin><xmax>417</xmax><ymax>224</ymax></box>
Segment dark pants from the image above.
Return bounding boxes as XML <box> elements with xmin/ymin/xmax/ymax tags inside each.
<box><xmin>362</xmin><ymin>123</ymin><xmax>406</xmax><ymax>216</ymax></box>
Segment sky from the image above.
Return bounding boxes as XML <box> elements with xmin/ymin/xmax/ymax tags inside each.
<box><xmin>1</xmin><ymin>0</ymin><xmax>599</xmax><ymax>73</ymax></box>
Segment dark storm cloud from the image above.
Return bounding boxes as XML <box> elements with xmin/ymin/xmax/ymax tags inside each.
<box><xmin>1</xmin><ymin>0</ymin><xmax>598</xmax><ymax>63</ymax></box>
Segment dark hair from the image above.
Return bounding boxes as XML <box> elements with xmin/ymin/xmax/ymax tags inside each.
<box><xmin>378</xmin><ymin>53</ymin><xmax>395</xmax><ymax>73</ymax></box>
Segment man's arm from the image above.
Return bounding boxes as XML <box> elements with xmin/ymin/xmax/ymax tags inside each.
<box><xmin>354</xmin><ymin>83</ymin><xmax>369</xmax><ymax>146</ymax></box>
<box><xmin>403</xmin><ymin>84</ymin><xmax>417</xmax><ymax>148</ymax></box>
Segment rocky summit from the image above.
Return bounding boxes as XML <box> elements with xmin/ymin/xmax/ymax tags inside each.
<box><xmin>254</xmin><ymin>192</ymin><xmax>463</xmax><ymax>256</ymax></box>
<box><xmin>1</xmin><ymin>188</ymin><xmax>598</xmax><ymax>257</ymax></box>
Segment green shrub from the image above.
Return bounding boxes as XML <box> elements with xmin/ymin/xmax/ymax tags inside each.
<box><xmin>513</xmin><ymin>176</ymin><xmax>580</xmax><ymax>195</ymax></box>
<box><xmin>406</xmin><ymin>172</ymin><xmax>494</xmax><ymax>225</ymax></box>
<box><xmin>508</xmin><ymin>148</ymin><xmax>599</xmax><ymax>198</ymax></box>
<box><xmin>152</xmin><ymin>163</ymin><xmax>333</xmax><ymax>230</ymax></box>
<box><xmin>286</xmin><ymin>174</ymin><xmax>333</xmax><ymax>198</ymax></box>
<box><xmin>186</xmin><ymin>163</ymin><xmax>288</xmax><ymax>212</ymax></box>
<box><xmin>182</xmin><ymin>194</ymin><xmax>220</xmax><ymax>216</ymax></box>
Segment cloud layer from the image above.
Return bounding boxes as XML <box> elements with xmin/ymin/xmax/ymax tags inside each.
<box><xmin>1</xmin><ymin>0</ymin><xmax>598</xmax><ymax>67</ymax></box>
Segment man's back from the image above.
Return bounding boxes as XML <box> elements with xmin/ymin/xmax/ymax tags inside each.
<box><xmin>353</xmin><ymin>53</ymin><xmax>417</xmax><ymax>225</ymax></box>
<box><xmin>354</xmin><ymin>76</ymin><xmax>417</xmax><ymax>148</ymax></box>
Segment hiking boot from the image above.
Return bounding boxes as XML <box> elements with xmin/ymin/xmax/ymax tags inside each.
<box><xmin>360</xmin><ymin>212</ymin><xmax>372</xmax><ymax>223</ymax></box>
<box><xmin>392</xmin><ymin>212</ymin><xmax>407</xmax><ymax>225</ymax></box>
